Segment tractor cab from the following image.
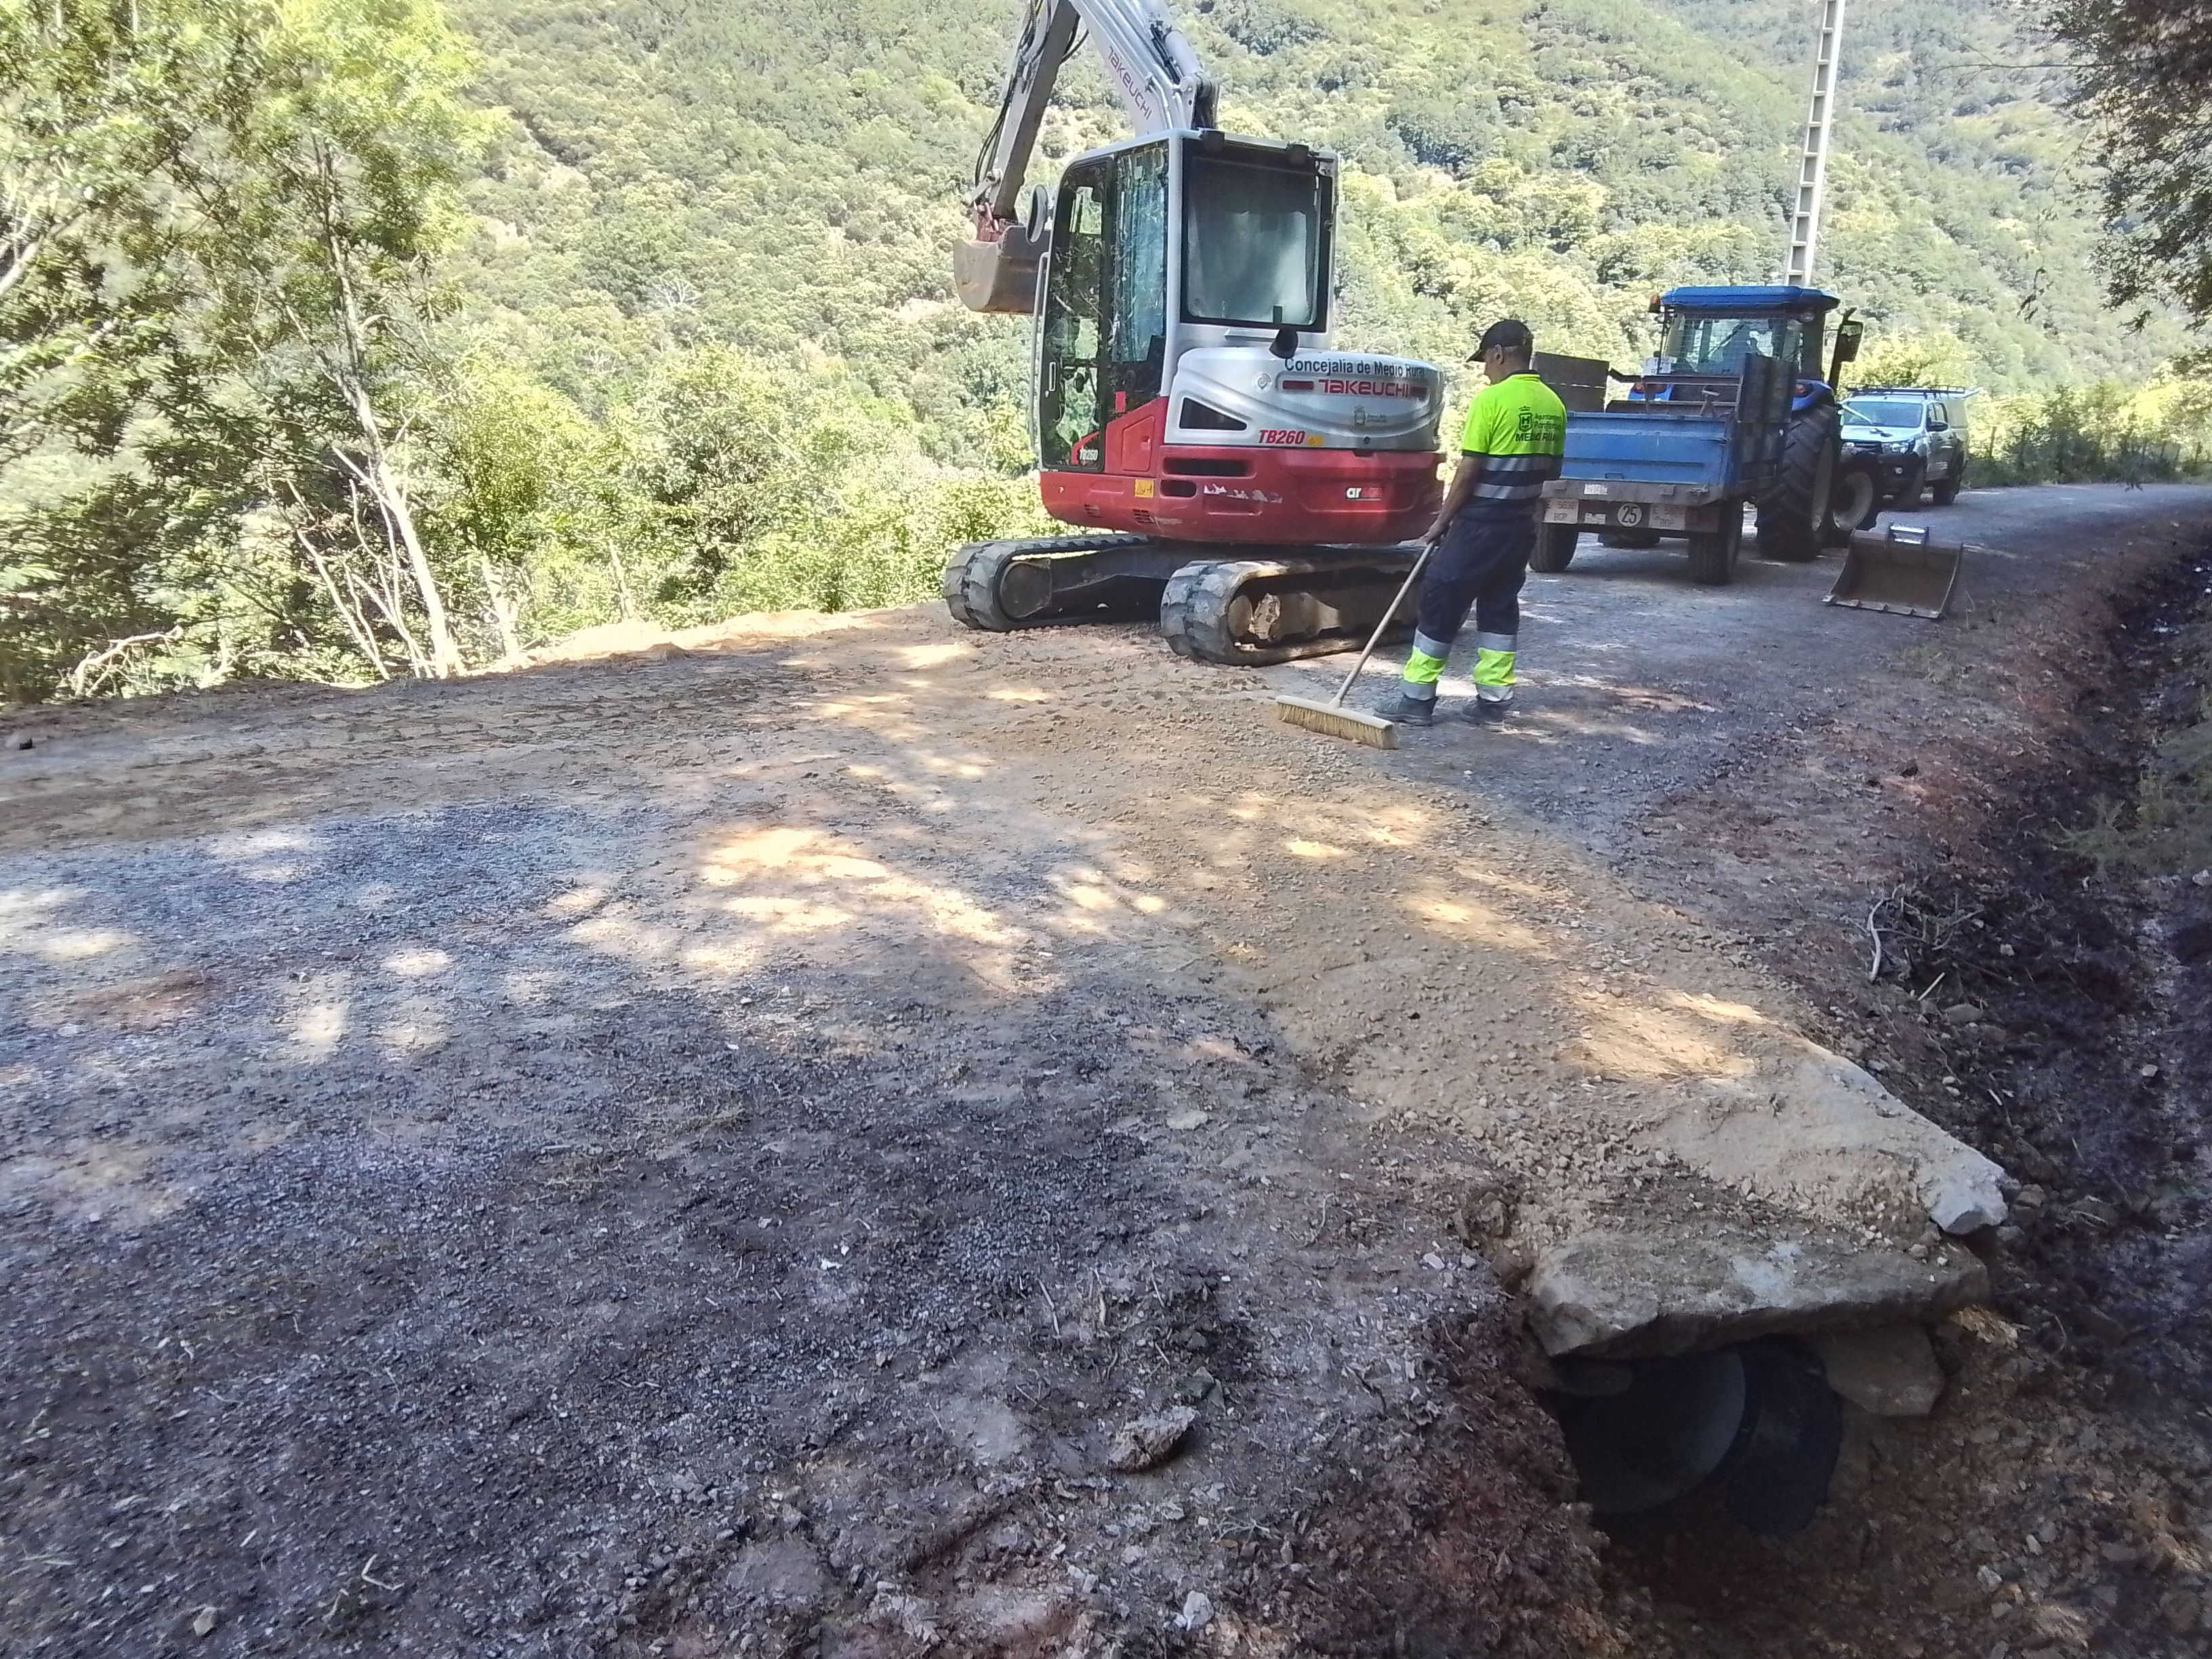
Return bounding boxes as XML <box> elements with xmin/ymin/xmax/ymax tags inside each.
<box><xmin>1643</xmin><ymin>286</ymin><xmax>1856</xmax><ymax>413</ymax></box>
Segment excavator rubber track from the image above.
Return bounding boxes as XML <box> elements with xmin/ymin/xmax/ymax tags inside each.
<box><xmin>943</xmin><ymin>535</ymin><xmax>1187</xmax><ymax>632</ymax></box>
<box><xmin>1159</xmin><ymin>549</ymin><xmax>1423</xmax><ymax>665</ymax></box>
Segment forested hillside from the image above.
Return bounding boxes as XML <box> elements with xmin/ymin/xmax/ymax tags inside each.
<box><xmin>453</xmin><ymin>0</ymin><xmax>2178</xmax><ymax>455</ymax></box>
<box><xmin>3</xmin><ymin>0</ymin><xmax>2202</xmax><ymax>701</ymax></box>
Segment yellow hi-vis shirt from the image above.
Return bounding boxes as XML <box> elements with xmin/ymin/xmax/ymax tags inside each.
<box><xmin>1459</xmin><ymin>371</ymin><xmax>1567</xmax><ymax>519</ymax></box>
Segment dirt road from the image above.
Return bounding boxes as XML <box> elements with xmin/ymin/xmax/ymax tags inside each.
<box><xmin>3</xmin><ymin>485</ymin><xmax>2208</xmax><ymax>1658</ymax></box>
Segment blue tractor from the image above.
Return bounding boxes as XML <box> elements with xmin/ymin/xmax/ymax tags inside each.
<box><xmin>1651</xmin><ymin>287</ymin><xmax>1864</xmax><ymax>561</ymax></box>
<box><xmin>1534</xmin><ymin>286</ymin><xmax>1865</xmax><ymax>583</ymax></box>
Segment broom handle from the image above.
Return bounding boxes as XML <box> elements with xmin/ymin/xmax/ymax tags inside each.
<box><xmin>1330</xmin><ymin>539</ymin><xmax>1436</xmax><ymax>708</ymax></box>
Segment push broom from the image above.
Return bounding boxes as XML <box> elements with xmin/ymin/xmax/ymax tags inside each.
<box><xmin>1274</xmin><ymin>541</ymin><xmax>1434</xmax><ymax>749</ymax></box>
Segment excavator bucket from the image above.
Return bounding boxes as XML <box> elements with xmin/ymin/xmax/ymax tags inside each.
<box><xmin>1826</xmin><ymin>525</ymin><xmax>1965</xmax><ymax>619</ymax></box>
<box><xmin>954</xmin><ymin>223</ymin><xmax>1048</xmax><ymax>315</ymax></box>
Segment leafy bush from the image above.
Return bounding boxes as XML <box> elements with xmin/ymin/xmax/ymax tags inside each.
<box><xmin>1972</xmin><ymin>380</ymin><xmax>2212</xmax><ymax>487</ymax></box>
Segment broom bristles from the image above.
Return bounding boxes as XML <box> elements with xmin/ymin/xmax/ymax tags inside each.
<box><xmin>1275</xmin><ymin>695</ymin><xmax>1399</xmax><ymax>750</ymax></box>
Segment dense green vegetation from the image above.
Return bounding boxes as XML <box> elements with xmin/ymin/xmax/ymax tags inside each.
<box><xmin>4</xmin><ymin>0</ymin><xmax>2205</xmax><ymax>701</ymax></box>
<box><xmin>2045</xmin><ymin>1</ymin><xmax>2212</xmax><ymax>325</ymax></box>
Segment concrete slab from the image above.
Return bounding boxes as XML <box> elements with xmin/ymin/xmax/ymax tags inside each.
<box><xmin>1528</xmin><ymin>1227</ymin><xmax>1990</xmax><ymax>1359</ymax></box>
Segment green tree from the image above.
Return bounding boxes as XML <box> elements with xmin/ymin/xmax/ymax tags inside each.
<box><xmin>165</xmin><ymin>0</ymin><xmax>494</xmax><ymax>676</ymax></box>
<box><xmin>2045</xmin><ymin>1</ymin><xmax>2212</xmax><ymax>325</ymax></box>
<box><xmin>0</xmin><ymin>0</ymin><xmax>263</xmax><ymax>464</ymax></box>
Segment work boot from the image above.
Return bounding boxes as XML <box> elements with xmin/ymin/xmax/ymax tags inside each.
<box><xmin>1373</xmin><ymin>691</ymin><xmax>1435</xmax><ymax>728</ymax></box>
<box><xmin>1460</xmin><ymin>697</ymin><xmax>1511</xmax><ymax>729</ymax></box>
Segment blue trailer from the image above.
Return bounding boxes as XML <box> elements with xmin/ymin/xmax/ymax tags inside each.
<box><xmin>1534</xmin><ymin>286</ymin><xmax>1863</xmax><ymax>585</ymax></box>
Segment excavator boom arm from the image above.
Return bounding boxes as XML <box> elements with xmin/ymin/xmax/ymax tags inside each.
<box><xmin>958</xmin><ymin>0</ymin><xmax>1215</xmax><ymax>312</ymax></box>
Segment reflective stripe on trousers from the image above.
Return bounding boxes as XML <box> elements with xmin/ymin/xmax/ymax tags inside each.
<box><xmin>1401</xmin><ymin>630</ymin><xmax>1452</xmax><ymax>695</ymax></box>
<box><xmin>1472</xmin><ymin>632</ymin><xmax>1516</xmax><ymax>703</ymax></box>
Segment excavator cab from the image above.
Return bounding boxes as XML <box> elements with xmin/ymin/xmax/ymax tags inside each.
<box><xmin>1037</xmin><ymin>134</ymin><xmax>1328</xmax><ymax>471</ymax></box>
<box><xmin>1025</xmin><ymin>129</ymin><xmax>1439</xmax><ymax>545</ymax></box>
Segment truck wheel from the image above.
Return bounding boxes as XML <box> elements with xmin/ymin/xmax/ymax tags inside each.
<box><xmin>1888</xmin><ymin>457</ymin><xmax>1927</xmax><ymax>509</ymax></box>
<box><xmin>1930</xmin><ymin>464</ymin><xmax>1963</xmax><ymax>506</ymax></box>
<box><xmin>1531</xmin><ymin>523</ymin><xmax>1580</xmax><ymax>573</ymax></box>
<box><xmin>1825</xmin><ymin>458</ymin><xmax>1879</xmax><ymax>548</ymax></box>
<box><xmin>1685</xmin><ymin>508</ymin><xmax>1743</xmax><ymax>586</ymax></box>
<box><xmin>1755</xmin><ymin>403</ymin><xmax>1838</xmax><ymax>562</ymax></box>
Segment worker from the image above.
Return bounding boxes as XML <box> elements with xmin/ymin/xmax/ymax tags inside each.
<box><xmin>1376</xmin><ymin>319</ymin><xmax>1566</xmax><ymax>728</ymax></box>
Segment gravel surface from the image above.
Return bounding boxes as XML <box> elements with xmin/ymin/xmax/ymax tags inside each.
<box><xmin>4</xmin><ymin>483</ymin><xmax>2209</xmax><ymax>1659</ymax></box>
<box><xmin>1269</xmin><ymin>483</ymin><xmax>2212</xmax><ymax>840</ymax></box>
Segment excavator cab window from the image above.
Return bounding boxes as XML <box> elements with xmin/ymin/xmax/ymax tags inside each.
<box><xmin>1105</xmin><ymin>144</ymin><xmax>1168</xmax><ymax>422</ymax></box>
<box><xmin>1183</xmin><ymin>147</ymin><xmax>1330</xmax><ymax>330</ymax></box>
<box><xmin>1039</xmin><ymin>142</ymin><xmax>1170</xmax><ymax>472</ymax></box>
<box><xmin>1040</xmin><ymin>167</ymin><xmax>1108</xmax><ymax>470</ymax></box>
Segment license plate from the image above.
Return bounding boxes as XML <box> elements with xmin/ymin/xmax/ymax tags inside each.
<box><xmin>1576</xmin><ymin>503</ymin><xmax>1687</xmax><ymax>531</ymax></box>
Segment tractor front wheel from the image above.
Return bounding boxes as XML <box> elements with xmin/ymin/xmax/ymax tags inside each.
<box><xmin>1826</xmin><ymin>456</ymin><xmax>1880</xmax><ymax>546</ymax></box>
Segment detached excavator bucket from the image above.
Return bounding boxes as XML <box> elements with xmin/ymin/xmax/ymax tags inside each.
<box><xmin>1826</xmin><ymin>525</ymin><xmax>1965</xmax><ymax>619</ymax></box>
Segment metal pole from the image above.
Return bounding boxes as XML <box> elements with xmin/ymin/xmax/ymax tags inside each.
<box><xmin>1783</xmin><ymin>0</ymin><xmax>1847</xmax><ymax>286</ymax></box>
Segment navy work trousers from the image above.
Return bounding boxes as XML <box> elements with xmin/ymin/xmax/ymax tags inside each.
<box><xmin>1415</xmin><ymin>510</ymin><xmax>1534</xmax><ymax>653</ymax></box>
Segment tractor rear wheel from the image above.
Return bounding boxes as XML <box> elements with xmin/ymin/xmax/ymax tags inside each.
<box><xmin>1531</xmin><ymin>523</ymin><xmax>1580</xmax><ymax>572</ymax></box>
<box><xmin>1756</xmin><ymin>403</ymin><xmax>1838</xmax><ymax>562</ymax></box>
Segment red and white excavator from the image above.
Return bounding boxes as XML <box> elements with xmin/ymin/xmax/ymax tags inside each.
<box><xmin>943</xmin><ymin>0</ymin><xmax>1447</xmax><ymax>663</ymax></box>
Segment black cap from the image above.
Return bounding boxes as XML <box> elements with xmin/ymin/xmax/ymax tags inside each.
<box><xmin>1471</xmin><ymin>318</ymin><xmax>1534</xmax><ymax>361</ymax></box>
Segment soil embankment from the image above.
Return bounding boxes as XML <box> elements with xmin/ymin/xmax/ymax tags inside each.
<box><xmin>1600</xmin><ymin>520</ymin><xmax>2212</xmax><ymax>1656</ymax></box>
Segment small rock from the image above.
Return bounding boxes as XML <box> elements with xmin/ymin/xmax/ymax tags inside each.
<box><xmin>2139</xmin><ymin>1064</ymin><xmax>2160</xmax><ymax>1080</ymax></box>
<box><xmin>1942</xmin><ymin>1002</ymin><xmax>1986</xmax><ymax>1027</ymax></box>
<box><xmin>1173</xmin><ymin>1590</ymin><xmax>1214</xmax><ymax>1631</ymax></box>
<box><xmin>190</xmin><ymin>1607</ymin><xmax>219</xmax><ymax>1637</ymax></box>
<box><xmin>1172</xmin><ymin>1370</ymin><xmax>1217</xmax><ymax>1406</ymax></box>
<box><xmin>1163</xmin><ymin>1109</ymin><xmax>1210</xmax><ymax>1132</ymax></box>
<box><xmin>1977</xmin><ymin>1564</ymin><xmax>2004</xmax><ymax>1591</ymax></box>
<box><xmin>12</xmin><ymin>735</ymin><xmax>30</xmax><ymax>752</ymax></box>
<box><xmin>2192</xmin><ymin>869</ymin><xmax>2211</xmax><ymax>888</ymax></box>
<box><xmin>2013</xmin><ymin>1185</ymin><xmax>2046</xmax><ymax>1211</ymax></box>
<box><xmin>1809</xmin><ymin>1325</ymin><xmax>1945</xmax><ymax>1417</ymax></box>
<box><xmin>1109</xmin><ymin>1406</ymin><xmax>1198</xmax><ymax>1472</ymax></box>
<box><xmin>2158</xmin><ymin>1587</ymin><xmax>2200</xmax><ymax>1633</ymax></box>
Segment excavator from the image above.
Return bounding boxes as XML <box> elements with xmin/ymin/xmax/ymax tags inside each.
<box><xmin>942</xmin><ymin>0</ymin><xmax>1447</xmax><ymax>663</ymax></box>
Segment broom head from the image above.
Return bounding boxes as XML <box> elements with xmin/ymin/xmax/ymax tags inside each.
<box><xmin>1275</xmin><ymin>694</ymin><xmax>1400</xmax><ymax>750</ymax></box>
